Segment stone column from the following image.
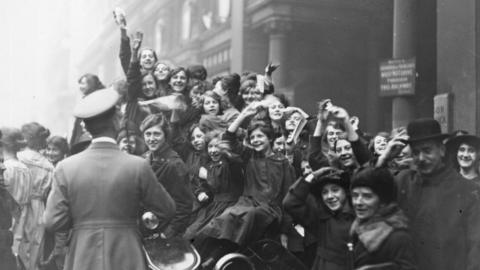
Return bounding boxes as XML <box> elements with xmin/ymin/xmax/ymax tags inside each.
<box><xmin>264</xmin><ymin>18</ymin><xmax>292</xmax><ymax>98</ymax></box>
<box><xmin>230</xmin><ymin>0</ymin><xmax>244</xmax><ymax>73</ymax></box>
<box><xmin>392</xmin><ymin>0</ymin><xmax>417</xmax><ymax>128</ymax></box>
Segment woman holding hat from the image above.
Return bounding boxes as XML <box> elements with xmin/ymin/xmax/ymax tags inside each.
<box><xmin>349</xmin><ymin>167</ymin><xmax>416</xmax><ymax>270</ymax></box>
<box><xmin>283</xmin><ymin>167</ymin><xmax>355</xmax><ymax>270</ymax></box>
<box><xmin>1</xmin><ymin>127</ymin><xmax>33</xmax><ymax>267</ymax></box>
<box><xmin>446</xmin><ymin>131</ymin><xmax>480</xmax><ymax>183</ymax></box>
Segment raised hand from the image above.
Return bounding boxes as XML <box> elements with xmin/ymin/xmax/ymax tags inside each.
<box><xmin>265</xmin><ymin>62</ymin><xmax>280</xmax><ymax>76</ymax></box>
<box><xmin>328</xmin><ymin>105</ymin><xmax>350</xmax><ymax>122</ymax></box>
<box><xmin>317</xmin><ymin>99</ymin><xmax>332</xmax><ymax>121</ymax></box>
<box><xmin>113</xmin><ymin>7</ymin><xmax>127</xmax><ymax>28</ymax></box>
<box><xmin>311</xmin><ymin>166</ymin><xmax>338</xmax><ymax>178</ymax></box>
<box><xmin>240</xmin><ymin>102</ymin><xmax>260</xmax><ymax>118</ymax></box>
<box><xmin>197</xmin><ymin>192</ymin><xmax>209</xmax><ymax>202</ymax></box>
<box><xmin>131</xmin><ymin>31</ymin><xmax>143</xmax><ymax>51</ymax></box>
<box><xmin>198</xmin><ymin>167</ymin><xmax>208</xmax><ymax>180</ymax></box>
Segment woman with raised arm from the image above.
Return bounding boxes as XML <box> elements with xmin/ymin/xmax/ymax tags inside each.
<box><xmin>184</xmin><ymin>130</ymin><xmax>243</xmax><ymax>241</ymax></box>
<box><xmin>283</xmin><ymin>167</ymin><xmax>355</xmax><ymax>270</ymax></box>
<box><xmin>195</xmin><ymin>102</ymin><xmax>296</xmax><ymax>266</ymax></box>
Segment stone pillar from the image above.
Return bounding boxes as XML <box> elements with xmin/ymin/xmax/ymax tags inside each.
<box><xmin>230</xmin><ymin>0</ymin><xmax>244</xmax><ymax>73</ymax></box>
<box><xmin>264</xmin><ymin>19</ymin><xmax>292</xmax><ymax>99</ymax></box>
<box><xmin>392</xmin><ymin>0</ymin><xmax>417</xmax><ymax>128</ymax></box>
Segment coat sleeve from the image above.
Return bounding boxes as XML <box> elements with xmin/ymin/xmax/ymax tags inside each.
<box><xmin>351</xmin><ymin>137</ymin><xmax>372</xmax><ymax>166</ymax></box>
<box><xmin>119</xmin><ymin>30</ymin><xmax>131</xmax><ymax>76</ymax></box>
<box><xmin>464</xmin><ymin>186</ymin><xmax>480</xmax><ymax>270</ymax></box>
<box><xmin>138</xmin><ymin>160</ymin><xmax>176</xmax><ymax>232</ymax></box>
<box><xmin>162</xmin><ymin>160</ymin><xmax>194</xmax><ymax>238</ymax></box>
<box><xmin>44</xmin><ymin>166</ymin><xmax>72</xmax><ymax>232</ymax></box>
<box><xmin>308</xmin><ymin>135</ymin><xmax>329</xmax><ymax>170</ymax></box>
<box><xmin>126</xmin><ymin>60</ymin><xmax>142</xmax><ymax>101</ymax></box>
<box><xmin>282</xmin><ymin>178</ymin><xmax>321</xmax><ymax>235</ymax></box>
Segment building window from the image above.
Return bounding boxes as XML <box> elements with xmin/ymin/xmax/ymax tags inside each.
<box><xmin>217</xmin><ymin>0</ymin><xmax>231</xmax><ymax>23</ymax></box>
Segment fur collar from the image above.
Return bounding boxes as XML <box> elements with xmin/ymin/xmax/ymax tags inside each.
<box><xmin>350</xmin><ymin>204</ymin><xmax>408</xmax><ymax>252</ymax></box>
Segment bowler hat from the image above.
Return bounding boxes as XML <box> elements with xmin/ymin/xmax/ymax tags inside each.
<box><xmin>406</xmin><ymin>118</ymin><xmax>449</xmax><ymax>143</ymax></box>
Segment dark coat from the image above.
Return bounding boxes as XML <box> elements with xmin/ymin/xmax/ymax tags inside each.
<box><xmin>283</xmin><ymin>177</ymin><xmax>355</xmax><ymax>270</ymax></box>
<box><xmin>124</xmin><ymin>60</ymin><xmax>150</xmax><ymax>127</ymax></box>
<box><xmin>184</xmin><ymin>155</ymin><xmax>244</xmax><ymax>240</ymax></box>
<box><xmin>145</xmin><ymin>144</ymin><xmax>194</xmax><ymax>237</ymax></box>
<box><xmin>395</xmin><ymin>166</ymin><xmax>480</xmax><ymax>270</ymax></box>
<box><xmin>44</xmin><ymin>142</ymin><xmax>176</xmax><ymax>270</ymax></box>
<box><xmin>350</xmin><ymin>205</ymin><xmax>416</xmax><ymax>270</ymax></box>
<box><xmin>196</xmin><ymin>131</ymin><xmax>295</xmax><ymax>246</ymax></box>
<box><xmin>0</xmin><ymin>187</ymin><xmax>18</xmax><ymax>270</ymax></box>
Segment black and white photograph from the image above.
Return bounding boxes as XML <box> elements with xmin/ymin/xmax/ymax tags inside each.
<box><xmin>1</xmin><ymin>0</ymin><xmax>480</xmax><ymax>269</ymax></box>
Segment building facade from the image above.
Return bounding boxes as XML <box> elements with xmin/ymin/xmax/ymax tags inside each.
<box><xmin>75</xmin><ymin>0</ymin><xmax>480</xmax><ymax>134</ymax></box>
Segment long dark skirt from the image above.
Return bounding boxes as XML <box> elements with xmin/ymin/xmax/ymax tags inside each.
<box><xmin>184</xmin><ymin>197</ymin><xmax>237</xmax><ymax>241</ymax></box>
<box><xmin>196</xmin><ymin>196</ymin><xmax>281</xmax><ymax>246</ymax></box>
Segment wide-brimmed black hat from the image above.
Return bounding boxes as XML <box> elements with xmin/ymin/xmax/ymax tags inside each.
<box><xmin>406</xmin><ymin>118</ymin><xmax>449</xmax><ymax>143</ymax></box>
<box><xmin>445</xmin><ymin>131</ymin><xmax>480</xmax><ymax>154</ymax></box>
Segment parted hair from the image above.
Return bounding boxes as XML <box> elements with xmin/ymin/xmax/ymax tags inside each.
<box><xmin>247</xmin><ymin>120</ymin><xmax>275</xmax><ymax>143</ymax></box>
<box><xmin>0</xmin><ymin>127</ymin><xmax>27</xmax><ymax>153</ymax></box>
<box><xmin>21</xmin><ymin>122</ymin><xmax>50</xmax><ymax>151</ymax></box>
<box><xmin>140</xmin><ymin>113</ymin><xmax>170</xmax><ymax>139</ymax></box>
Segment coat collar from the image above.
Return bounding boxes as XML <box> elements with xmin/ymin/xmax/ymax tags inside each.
<box><xmin>350</xmin><ymin>204</ymin><xmax>408</xmax><ymax>252</ymax></box>
<box><xmin>88</xmin><ymin>141</ymin><xmax>120</xmax><ymax>151</ymax></box>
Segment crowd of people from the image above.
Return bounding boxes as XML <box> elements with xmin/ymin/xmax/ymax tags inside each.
<box><xmin>1</xmin><ymin>10</ymin><xmax>480</xmax><ymax>270</ymax></box>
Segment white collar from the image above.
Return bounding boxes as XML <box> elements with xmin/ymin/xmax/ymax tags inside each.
<box><xmin>91</xmin><ymin>137</ymin><xmax>117</xmax><ymax>144</ymax></box>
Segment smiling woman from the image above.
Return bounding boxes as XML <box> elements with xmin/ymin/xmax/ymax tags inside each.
<box><xmin>283</xmin><ymin>168</ymin><xmax>354</xmax><ymax>270</ymax></box>
<box><xmin>349</xmin><ymin>167</ymin><xmax>416</xmax><ymax>270</ymax></box>
<box><xmin>446</xmin><ymin>132</ymin><xmax>480</xmax><ymax>183</ymax></box>
<box><xmin>140</xmin><ymin>114</ymin><xmax>194</xmax><ymax>238</ymax></box>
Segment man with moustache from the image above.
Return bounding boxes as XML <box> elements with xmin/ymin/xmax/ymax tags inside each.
<box><xmin>377</xmin><ymin>118</ymin><xmax>480</xmax><ymax>270</ymax></box>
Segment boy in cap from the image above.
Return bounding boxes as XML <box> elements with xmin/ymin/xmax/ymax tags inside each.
<box><xmin>44</xmin><ymin>87</ymin><xmax>175</xmax><ymax>270</ymax></box>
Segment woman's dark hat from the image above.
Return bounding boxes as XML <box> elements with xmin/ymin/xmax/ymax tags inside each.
<box><xmin>311</xmin><ymin>169</ymin><xmax>350</xmax><ymax>196</ymax></box>
<box><xmin>445</xmin><ymin>130</ymin><xmax>480</xmax><ymax>154</ymax></box>
<box><xmin>406</xmin><ymin>118</ymin><xmax>449</xmax><ymax>143</ymax></box>
<box><xmin>351</xmin><ymin>167</ymin><xmax>397</xmax><ymax>204</ymax></box>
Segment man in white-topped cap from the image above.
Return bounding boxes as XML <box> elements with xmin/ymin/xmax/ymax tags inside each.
<box><xmin>43</xmin><ymin>87</ymin><xmax>176</xmax><ymax>270</ymax></box>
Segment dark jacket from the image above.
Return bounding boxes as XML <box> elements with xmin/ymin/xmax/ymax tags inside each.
<box><xmin>350</xmin><ymin>205</ymin><xmax>416</xmax><ymax>270</ymax></box>
<box><xmin>195</xmin><ymin>131</ymin><xmax>295</xmax><ymax>246</ymax></box>
<box><xmin>284</xmin><ymin>177</ymin><xmax>354</xmax><ymax>270</ymax></box>
<box><xmin>145</xmin><ymin>144</ymin><xmax>194</xmax><ymax>237</ymax></box>
<box><xmin>0</xmin><ymin>186</ymin><xmax>18</xmax><ymax>270</ymax></box>
<box><xmin>395</xmin><ymin>166</ymin><xmax>480</xmax><ymax>270</ymax></box>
